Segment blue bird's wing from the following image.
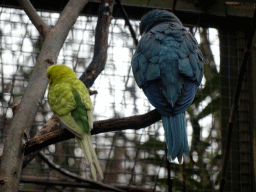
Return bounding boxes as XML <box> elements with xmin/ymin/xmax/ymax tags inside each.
<box><xmin>132</xmin><ymin>22</ymin><xmax>203</xmax><ymax>113</ymax></box>
<box><xmin>131</xmin><ymin>32</ymin><xmax>161</xmax><ymax>88</ymax></box>
<box><xmin>177</xmin><ymin>32</ymin><xmax>204</xmax><ymax>85</ymax></box>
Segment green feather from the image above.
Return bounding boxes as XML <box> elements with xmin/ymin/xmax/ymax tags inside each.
<box><xmin>71</xmin><ymin>90</ymin><xmax>90</xmax><ymax>134</ymax></box>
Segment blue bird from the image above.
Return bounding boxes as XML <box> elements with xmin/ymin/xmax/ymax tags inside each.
<box><xmin>131</xmin><ymin>10</ymin><xmax>204</xmax><ymax>163</ymax></box>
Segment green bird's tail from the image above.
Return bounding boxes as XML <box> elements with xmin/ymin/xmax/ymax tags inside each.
<box><xmin>76</xmin><ymin>133</ymin><xmax>103</xmax><ymax>181</ymax></box>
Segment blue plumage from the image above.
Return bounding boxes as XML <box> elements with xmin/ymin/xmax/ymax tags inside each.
<box><xmin>131</xmin><ymin>10</ymin><xmax>204</xmax><ymax>163</ymax></box>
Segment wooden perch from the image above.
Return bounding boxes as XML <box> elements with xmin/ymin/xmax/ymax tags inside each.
<box><xmin>24</xmin><ymin>109</ymin><xmax>161</xmax><ymax>156</ymax></box>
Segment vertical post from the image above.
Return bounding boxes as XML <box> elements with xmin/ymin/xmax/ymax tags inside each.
<box><xmin>219</xmin><ymin>10</ymin><xmax>256</xmax><ymax>191</ymax></box>
<box><xmin>249</xmin><ymin>31</ymin><xmax>256</xmax><ymax>192</ymax></box>
<box><xmin>166</xmin><ymin>146</ymin><xmax>172</xmax><ymax>192</ymax></box>
<box><xmin>219</xmin><ymin>26</ymin><xmax>241</xmax><ymax>192</ymax></box>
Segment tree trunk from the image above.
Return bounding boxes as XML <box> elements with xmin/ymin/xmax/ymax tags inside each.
<box><xmin>0</xmin><ymin>0</ymin><xmax>89</xmax><ymax>191</ymax></box>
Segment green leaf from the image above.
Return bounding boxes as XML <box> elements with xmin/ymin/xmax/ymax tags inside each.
<box><xmin>138</xmin><ymin>155</ymin><xmax>164</xmax><ymax>166</ymax></box>
<box><xmin>196</xmin><ymin>96</ymin><xmax>220</xmax><ymax>120</ymax></box>
<box><xmin>156</xmin><ymin>178</ymin><xmax>167</xmax><ymax>186</ymax></box>
<box><xmin>140</xmin><ymin>137</ymin><xmax>165</xmax><ymax>150</ymax></box>
<box><xmin>194</xmin><ymin>74</ymin><xmax>220</xmax><ymax>106</ymax></box>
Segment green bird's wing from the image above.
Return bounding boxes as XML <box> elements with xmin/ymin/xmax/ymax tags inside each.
<box><xmin>72</xmin><ymin>78</ymin><xmax>93</xmax><ymax>131</ymax></box>
<box><xmin>71</xmin><ymin>84</ymin><xmax>103</xmax><ymax>180</ymax></box>
<box><xmin>48</xmin><ymin>77</ymin><xmax>92</xmax><ymax>139</ymax></box>
<box><xmin>71</xmin><ymin>89</ymin><xmax>90</xmax><ymax>134</ymax></box>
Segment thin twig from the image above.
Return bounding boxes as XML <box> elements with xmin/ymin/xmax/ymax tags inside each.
<box><xmin>153</xmin><ymin>153</ymin><xmax>166</xmax><ymax>192</ymax></box>
<box><xmin>166</xmin><ymin>145</ymin><xmax>172</xmax><ymax>192</ymax></box>
<box><xmin>20</xmin><ymin>175</ymin><xmax>158</xmax><ymax>192</ymax></box>
<box><xmin>38</xmin><ymin>151</ymin><xmax>126</xmax><ymax>192</ymax></box>
<box><xmin>115</xmin><ymin>0</ymin><xmax>138</xmax><ymax>46</ymax></box>
<box><xmin>172</xmin><ymin>0</ymin><xmax>178</xmax><ymax>13</ymax></box>
<box><xmin>20</xmin><ymin>175</ymin><xmax>124</xmax><ymax>191</ymax></box>
<box><xmin>103</xmin><ymin>132</ymin><xmax>117</xmax><ymax>182</ymax></box>
<box><xmin>182</xmin><ymin>161</ymin><xmax>187</xmax><ymax>192</ymax></box>
<box><xmin>219</xmin><ymin>9</ymin><xmax>256</xmax><ymax>192</ymax></box>
<box><xmin>128</xmin><ymin>132</ymin><xmax>144</xmax><ymax>185</ymax></box>
<box><xmin>28</xmin><ymin>152</ymin><xmax>158</xmax><ymax>191</ymax></box>
<box><xmin>18</xmin><ymin>0</ymin><xmax>50</xmax><ymax>39</ymax></box>
<box><xmin>22</xmin><ymin>151</ymin><xmax>39</xmax><ymax>168</ymax></box>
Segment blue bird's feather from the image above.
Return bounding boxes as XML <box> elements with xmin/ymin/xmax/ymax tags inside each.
<box><xmin>142</xmin><ymin>80</ymin><xmax>172</xmax><ymax>116</ymax></box>
<box><xmin>131</xmin><ymin>9</ymin><xmax>204</xmax><ymax>163</ymax></box>
<box><xmin>143</xmin><ymin>80</ymin><xmax>196</xmax><ymax>162</ymax></box>
<box><xmin>162</xmin><ymin>113</ymin><xmax>188</xmax><ymax>163</ymax></box>
<box><xmin>174</xmin><ymin>80</ymin><xmax>198</xmax><ymax>114</ymax></box>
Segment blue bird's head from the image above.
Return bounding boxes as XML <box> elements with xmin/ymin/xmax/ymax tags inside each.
<box><xmin>140</xmin><ymin>10</ymin><xmax>183</xmax><ymax>35</ymax></box>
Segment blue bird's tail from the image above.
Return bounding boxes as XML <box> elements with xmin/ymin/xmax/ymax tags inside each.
<box><xmin>162</xmin><ymin>112</ymin><xmax>189</xmax><ymax>163</ymax></box>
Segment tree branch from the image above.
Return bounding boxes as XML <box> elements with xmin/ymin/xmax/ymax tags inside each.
<box><xmin>37</xmin><ymin>151</ymin><xmax>126</xmax><ymax>192</ymax></box>
<box><xmin>20</xmin><ymin>175</ymin><xmax>159</xmax><ymax>192</ymax></box>
<box><xmin>115</xmin><ymin>0</ymin><xmax>138</xmax><ymax>46</ymax></box>
<box><xmin>18</xmin><ymin>0</ymin><xmax>50</xmax><ymax>39</ymax></box>
<box><xmin>24</xmin><ymin>110</ymin><xmax>161</xmax><ymax>156</ymax></box>
<box><xmin>79</xmin><ymin>0</ymin><xmax>115</xmax><ymax>88</ymax></box>
<box><xmin>0</xmin><ymin>1</ymin><xmax>89</xmax><ymax>191</ymax></box>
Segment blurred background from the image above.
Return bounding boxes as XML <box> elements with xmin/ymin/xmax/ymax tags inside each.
<box><xmin>0</xmin><ymin>0</ymin><xmax>255</xmax><ymax>191</ymax></box>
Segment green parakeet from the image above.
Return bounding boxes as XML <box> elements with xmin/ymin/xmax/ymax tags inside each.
<box><xmin>47</xmin><ymin>64</ymin><xmax>103</xmax><ymax>181</ymax></box>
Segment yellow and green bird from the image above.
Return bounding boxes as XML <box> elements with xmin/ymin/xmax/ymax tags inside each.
<box><xmin>46</xmin><ymin>64</ymin><xmax>103</xmax><ymax>181</ymax></box>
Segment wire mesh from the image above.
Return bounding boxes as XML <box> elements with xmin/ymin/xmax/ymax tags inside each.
<box><xmin>0</xmin><ymin>5</ymin><xmax>253</xmax><ymax>192</ymax></box>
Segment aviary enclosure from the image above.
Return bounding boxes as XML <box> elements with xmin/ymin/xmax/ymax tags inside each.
<box><xmin>0</xmin><ymin>0</ymin><xmax>255</xmax><ymax>191</ymax></box>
